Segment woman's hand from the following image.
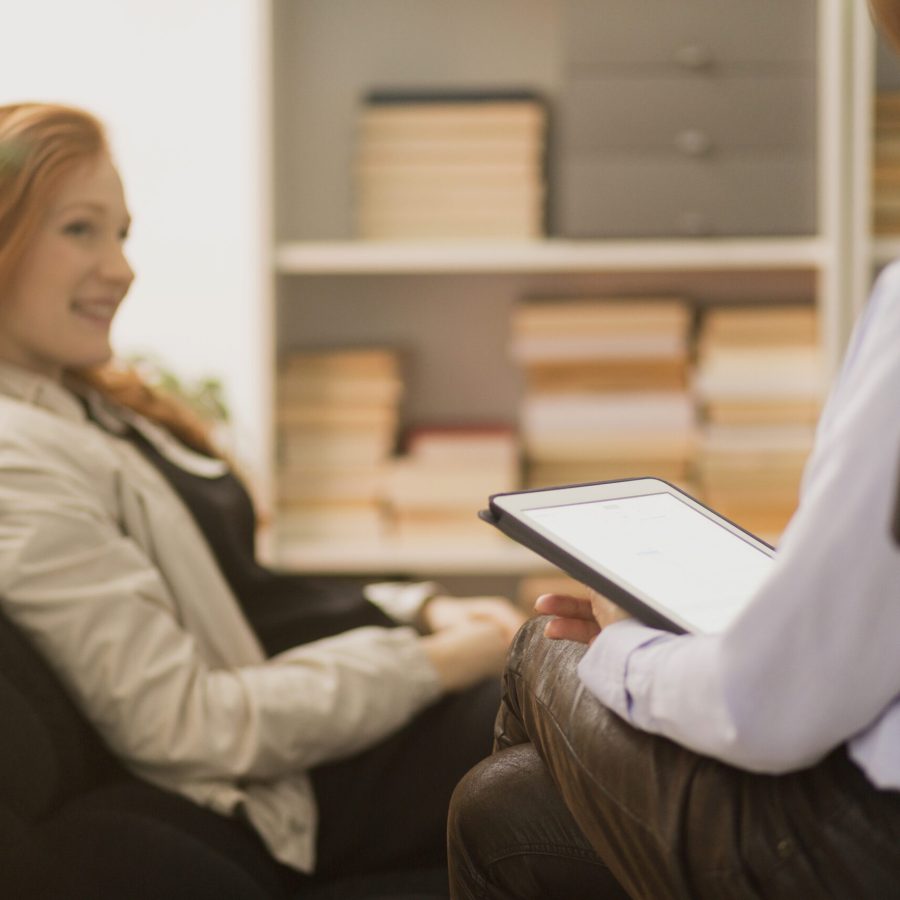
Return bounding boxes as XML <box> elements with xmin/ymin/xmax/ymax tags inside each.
<box><xmin>419</xmin><ymin>596</ymin><xmax>527</xmax><ymax>692</ymax></box>
<box><xmin>535</xmin><ymin>590</ymin><xmax>631</xmax><ymax>645</ymax></box>
<box><xmin>422</xmin><ymin>595</ymin><xmax>526</xmax><ymax>643</ymax></box>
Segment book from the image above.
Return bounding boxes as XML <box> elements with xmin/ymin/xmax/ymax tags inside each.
<box><xmin>524</xmin><ymin>433</ymin><xmax>697</xmax><ymax>463</ymax></box>
<box><xmin>405</xmin><ymin>424</ymin><xmax>519</xmax><ymax>464</ymax></box>
<box><xmin>277</xmin><ymin>464</ymin><xmax>387</xmax><ymax>505</ymax></box>
<box><xmin>524</xmin><ymin>359</ymin><xmax>689</xmax><ymax>393</ymax></box>
<box><xmin>511</xmin><ymin>298</ymin><xmax>691</xmax><ymax>335</ymax></box>
<box><xmin>357</xmin><ymin>209</ymin><xmax>543</xmax><ymax>240</ymax></box>
<box><xmin>703</xmin><ymin>399</ymin><xmax>821</xmax><ymax>426</ymax></box>
<box><xmin>276</xmin><ymin>404</ymin><xmax>399</xmax><ymax>429</ymax></box>
<box><xmin>280</xmin><ymin>347</ymin><xmax>400</xmax><ymax>376</ymax></box>
<box><xmin>511</xmin><ymin>333</ymin><xmax>689</xmax><ymax>362</ymax></box>
<box><xmin>526</xmin><ymin>459</ymin><xmax>690</xmax><ymax>489</ymax></box>
<box><xmin>698</xmin><ymin>306</ymin><xmax>817</xmax><ymax>343</ymax></box>
<box><xmin>693</xmin><ymin>305</ymin><xmax>820</xmax><ymax>542</ymax></box>
<box><xmin>277</xmin><ymin>503</ymin><xmax>385</xmax><ymax>542</ymax></box>
<box><xmin>512</xmin><ymin>294</ymin><xmax>698</xmax><ymax>497</ymax></box>
<box><xmin>275</xmin><ymin>346</ymin><xmax>404</xmax><ymax>542</ymax></box>
<box><xmin>381</xmin><ymin>422</ymin><xmax>520</xmax><ymax>541</ymax></box>
<box><xmin>354</xmin><ymin>90</ymin><xmax>547</xmax><ymax>240</ymax></box>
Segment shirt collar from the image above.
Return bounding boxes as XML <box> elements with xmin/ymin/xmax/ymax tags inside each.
<box><xmin>0</xmin><ymin>361</ymin><xmax>89</xmax><ymax>424</ymax></box>
<box><xmin>0</xmin><ymin>360</ymin><xmax>228</xmax><ymax>477</ymax></box>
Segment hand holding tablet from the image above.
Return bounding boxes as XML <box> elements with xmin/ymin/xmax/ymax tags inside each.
<box><xmin>535</xmin><ymin>591</ymin><xmax>630</xmax><ymax>643</ymax></box>
<box><xmin>480</xmin><ymin>478</ymin><xmax>776</xmax><ymax>635</ymax></box>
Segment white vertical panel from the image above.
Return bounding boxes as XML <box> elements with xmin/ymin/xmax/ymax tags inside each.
<box><xmin>816</xmin><ymin>0</ymin><xmax>854</xmax><ymax>377</ymax></box>
<box><xmin>0</xmin><ymin>0</ymin><xmax>271</xmax><ymax>488</ymax></box>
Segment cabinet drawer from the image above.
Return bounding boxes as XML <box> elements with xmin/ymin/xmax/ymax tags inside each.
<box><xmin>556</xmin><ymin>156</ymin><xmax>816</xmax><ymax>238</ymax></box>
<box><xmin>561</xmin><ymin>72</ymin><xmax>816</xmax><ymax>154</ymax></box>
<box><xmin>565</xmin><ymin>0</ymin><xmax>817</xmax><ymax>68</ymax></box>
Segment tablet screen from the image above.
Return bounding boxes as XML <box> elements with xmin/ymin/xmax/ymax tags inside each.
<box><xmin>525</xmin><ymin>491</ymin><xmax>774</xmax><ymax>633</ymax></box>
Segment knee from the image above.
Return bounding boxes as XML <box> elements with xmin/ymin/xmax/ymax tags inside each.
<box><xmin>508</xmin><ymin>615</ymin><xmax>587</xmax><ymax>675</ymax></box>
<box><xmin>448</xmin><ymin>743</ymin><xmax>549</xmax><ymax>861</ymax></box>
<box><xmin>449</xmin><ymin>745</ymin><xmax>620</xmax><ymax>900</ymax></box>
<box><xmin>507</xmin><ymin>614</ymin><xmax>548</xmax><ymax>669</ymax></box>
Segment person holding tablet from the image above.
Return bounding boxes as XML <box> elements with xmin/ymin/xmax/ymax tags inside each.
<box><xmin>447</xmin><ymin>1</ymin><xmax>900</xmax><ymax>896</ymax></box>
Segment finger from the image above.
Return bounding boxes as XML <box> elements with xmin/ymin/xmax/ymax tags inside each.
<box><xmin>534</xmin><ymin>593</ymin><xmax>594</xmax><ymax>619</ymax></box>
<box><xmin>543</xmin><ymin>615</ymin><xmax>600</xmax><ymax>644</ymax></box>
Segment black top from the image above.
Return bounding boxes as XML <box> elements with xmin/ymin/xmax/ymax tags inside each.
<box><xmin>83</xmin><ymin>405</ymin><xmax>393</xmax><ymax>655</ymax></box>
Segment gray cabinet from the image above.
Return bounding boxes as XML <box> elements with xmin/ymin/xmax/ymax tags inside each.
<box><xmin>555</xmin><ymin>0</ymin><xmax>819</xmax><ymax>237</ymax></box>
<box><xmin>564</xmin><ymin>0</ymin><xmax>817</xmax><ymax>66</ymax></box>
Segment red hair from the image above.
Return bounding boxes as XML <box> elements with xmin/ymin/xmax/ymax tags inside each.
<box><xmin>0</xmin><ymin>102</ymin><xmax>219</xmax><ymax>458</ymax></box>
<box><xmin>871</xmin><ymin>0</ymin><xmax>900</xmax><ymax>51</ymax></box>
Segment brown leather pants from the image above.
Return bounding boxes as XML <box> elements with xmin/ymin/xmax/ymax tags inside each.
<box><xmin>447</xmin><ymin>616</ymin><xmax>900</xmax><ymax>900</ymax></box>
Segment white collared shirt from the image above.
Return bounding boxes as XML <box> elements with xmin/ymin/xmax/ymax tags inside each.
<box><xmin>578</xmin><ymin>262</ymin><xmax>900</xmax><ymax>788</ymax></box>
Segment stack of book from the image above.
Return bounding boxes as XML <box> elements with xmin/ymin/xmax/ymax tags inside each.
<box><xmin>275</xmin><ymin>348</ymin><xmax>402</xmax><ymax>545</ymax></box>
<box><xmin>693</xmin><ymin>305</ymin><xmax>822</xmax><ymax>540</ymax></box>
<box><xmin>354</xmin><ymin>91</ymin><xmax>546</xmax><ymax>240</ymax></box>
<box><xmin>873</xmin><ymin>91</ymin><xmax>900</xmax><ymax>235</ymax></box>
<box><xmin>511</xmin><ymin>298</ymin><xmax>696</xmax><ymax>489</ymax></box>
<box><xmin>384</xmin><ymin>425</ymin><xmax>520</xmax><ymax>541</ymax></box>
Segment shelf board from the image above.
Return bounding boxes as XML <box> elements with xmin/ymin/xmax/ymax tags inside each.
<box><xmin>275</xmin><ymin>237</ymin><xmax>829</xmax><ymax>275</ymax></box>
<box><xmin>274</xmin><ymin>536</ymin><xmax>555</xmax><ymax>576</ymax></box>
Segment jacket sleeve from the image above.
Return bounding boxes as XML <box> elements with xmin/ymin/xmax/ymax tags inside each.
<box><xmin>0</xmin><ymin>443</ymin><xmax>442</xmax><ymax>783</ymax></box>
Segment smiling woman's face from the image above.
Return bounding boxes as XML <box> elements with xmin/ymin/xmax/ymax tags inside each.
<box><xmin>0</xmin><ymin>152</ymin><xmax>134</xmax><ymax>380</ymax></box>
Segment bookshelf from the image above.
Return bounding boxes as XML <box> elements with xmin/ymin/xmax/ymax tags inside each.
<box><xmin>277</xmin><ymin>537</ymin><xmax>548</xmax><ymax>578</ymax></box>
<box><xmin>262</xmin><ymin>0</ymin><xmax>861</xmax><ymax>578</ymax></box>
<box><xmin>274</xmin><ymin>238</ymin><xmax>829</xmax><ymax>275</ymax></box>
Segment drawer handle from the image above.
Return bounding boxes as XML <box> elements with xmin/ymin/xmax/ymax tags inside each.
<box><xmin>675</xmin><ymin>129</ymin><xmax>713</xmax><ymax>157</ymax></box>
<box><xmin>673</xmin><ymin>43</ymin><xmax>714</xmax><ymax>70</ymax></box>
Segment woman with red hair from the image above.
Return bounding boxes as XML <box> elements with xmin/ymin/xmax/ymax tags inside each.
<box><xmin>0</xmin><ymin>101</ymin><xmax>523</xmax><ymax>890</ymax></box>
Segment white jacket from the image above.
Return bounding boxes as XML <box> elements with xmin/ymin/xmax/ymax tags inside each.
<box><xmin>0</xmin><ymin>363</ymin><xmax>443</xmax><ymax>873</ymax></box>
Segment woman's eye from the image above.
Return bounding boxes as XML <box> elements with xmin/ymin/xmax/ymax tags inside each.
<box><xmin>63</xmin><ymin>220</ymin><xmax>95</xmax><ymax>237</ymax></box>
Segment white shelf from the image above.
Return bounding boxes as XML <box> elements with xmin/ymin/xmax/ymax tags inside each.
<box><xmin>275</xmin><ymin>237</ymin><xmax>829</xmax><ymax>275</ymax></box>
<box><xmin>274</xmin><ymin>536</ymin><xmax>555</xmax><ymax>576</ymax></box>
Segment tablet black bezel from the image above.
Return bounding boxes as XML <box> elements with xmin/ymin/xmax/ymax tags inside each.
<box><xmin>481</xmin><ymin>477</ymin><xmax>775</xmax><ymax>634</ymax></box>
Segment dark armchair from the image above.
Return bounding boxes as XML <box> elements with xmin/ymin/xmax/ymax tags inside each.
<box><xmin>0</xmin><ymin>606</ymin><xmax>447</xmax><ymax>899</ymax></box>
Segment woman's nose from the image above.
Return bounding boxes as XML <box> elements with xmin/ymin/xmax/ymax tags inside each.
<box><xmin>101</xmin><ymin>240</ymin><xmax>135</xmax><ymax>287</ymax></box>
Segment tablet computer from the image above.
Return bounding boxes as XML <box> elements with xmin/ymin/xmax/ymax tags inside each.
<box><xmin>480</xmin><ymin>478</ymin><xmax>776</xmax><ymax>635</ymax></box>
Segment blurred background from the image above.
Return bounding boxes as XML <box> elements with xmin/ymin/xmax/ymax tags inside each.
<box><xmin>2</xmin><ymin>0</ymin><xmax>897</xmax><ymax>604</ymax></box>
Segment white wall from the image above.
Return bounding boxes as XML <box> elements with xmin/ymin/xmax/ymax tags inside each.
<box><xmin>0</xmin><ymin>0</ymin><xmax>272</xmax><ymax>488</ymax></box>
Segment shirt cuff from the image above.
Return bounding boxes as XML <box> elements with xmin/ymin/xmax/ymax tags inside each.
<box><xmin>363</xmin><ymin>581</ymin><xmax>442</xmax><ymax>625</ymax></box>
<box><xmin>577</xmin><ymin>619</ymin><xmax>673</xmax><ymax>721</ymax></box>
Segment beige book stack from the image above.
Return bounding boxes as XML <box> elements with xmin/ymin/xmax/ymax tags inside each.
<box><xmin>385</xmin><ymin>425</ymin><xmax>520</xmax><ymax>541</ymax></box>
<box><xmin>510</xmin><ymin>297</ymin><xmax>697</xmax><ymax>490</ymax></box>
<box><xmin>354</xmin><ymin>92</ymin><xmax>546</xmax><ymax>240</ymax></box>
<box><xmin>275</xmin><ymin>348</ymin><xmax>403</xmax><ymax>546</ymax></box>
<box><xmin>874</xmin><ymin>92</ymin><xmax>900</xmax><ymax>234</ymax></box>
<box><xmin>694</xmin><ymin>305</ymin><xmax>823</xmax><ymax>541</ymax></box>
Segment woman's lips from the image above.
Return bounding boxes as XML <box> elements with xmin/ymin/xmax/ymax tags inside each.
<box><xmin>71</xmin><ymin>300</ymin><xmax>118</xmax><ymax>324</ymax></box>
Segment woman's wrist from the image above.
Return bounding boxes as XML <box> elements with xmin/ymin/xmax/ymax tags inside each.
<box><xmin>420</xmin><ymin>620</ymin><xmax>508</xmax><ymax>692</ymax></box>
